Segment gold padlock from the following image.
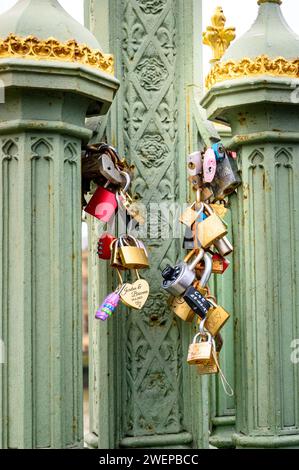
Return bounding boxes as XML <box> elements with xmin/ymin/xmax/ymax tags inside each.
<box><xmin>197</xmin><ymin>351</ymin><xmax>219</xmax><ymax>375</ymax></box>
<box><xmin>179</xmin><ymin>202</ymin><xmax>203</xmax><ymax>228</ymax></box>
<box><xmin>118</xmin><ymin>234</ymin><xmax>149</xmax><ymax>269</ymax></box>
<box><xmin>168</xmin><ymin>296</ymin><xmax>195</xmax><ymax>322</ymax></box>
<box><xmin>193</xmin><ymin>203</ymin><xmax>227</xmax><ymax>249</ymax></box>
<box><xmin>110</xmin><ymin>239</ymin><xmax>126</xmax><ymax>270</ymax></box>
<box><xmin>205</xmin><ymin>298</ymin><xmax>230</xmax><ymax>336</ymax></box>
<box><xmin>187</xmin><ymin>332</ymin><xmax>213</xmax><ymax>365</ymax></box>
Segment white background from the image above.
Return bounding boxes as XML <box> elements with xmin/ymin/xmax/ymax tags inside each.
<box><xmin>0</xmin><ymin>0</ymin><xmax>299</xmax><ymax>76</ymax></box>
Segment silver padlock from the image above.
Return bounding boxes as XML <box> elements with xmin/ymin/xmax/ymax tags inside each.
<box><xmin>161</xmin><ymin>249</ymin><xmax>205</xmax><ymax>297</ymax></box>
<box><xmin>214</xmin><ymin>236</ymin><xmax>233</xmax><ymax>257</ymax></box>
<box><xmin>98</xmin><ymin>153</ymin><xmax>124</xmax><ymax>185</ymax></box>
<box><xmin>210</xmin><ymin>151</ymin><xmax>241</xmax><ymax>200</ymax></box>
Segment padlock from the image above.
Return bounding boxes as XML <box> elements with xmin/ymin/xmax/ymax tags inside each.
<box><xmin>168</xmin><ymin>295</ymin><xmax>195</xmax><ymax>322</ymax></box>
<box><xmin>203</xmin><ymin>148</ymin><xmax>217</xmax><ymax>183</ymax></box>
<box><xmin>183</xmin><ymin>225</ymin><xmax>195</xmax><ymax>250</ymax></box>
<box><xmin>196</xmin><ymin>253</ymin><xmax>230</xmax><ymax>275</ymax></box>
<box><xmin>205</xmin><ymin>298</ymin><xmax>230</xmax><ymax>336</ymax></box>
<box><xmin>117</xmin><ymin>172</ymin><xmax>145</xmax><ymax>225</ymax></box>
<box><xmin>98</xmin><ymin>153</ymin><xmax>124</xmax><ymax>185</ymax></box>
<box><xmin>95</xmin><ymin>290</ymin><xmax>121</xmax><ymax>321</ymax></box>
<box><xmin>84</xmin><ymin>184</ymin><xmax>118</xmax><ymax>223</ymax></box>
<box><xmin>179</xmin><ymin>202</ymin><xmax>203</xmax><ymax>228</ymax></box>
<box><xmin>110</xmin><ymin>238</ymin><xmax>126</xmax><ymax>270</ymax></box>
<box><xmin>118</xmin><ymin>234</ymin><xmax>149</xmax><ymax>269</ymax></box>
<box><xmin>161</xmin><ymin>249</ymin><xmax>204</xmax><ymax>297</ymax></box>
<box><xmin>210</xmin><ymin>150</ymin><xmax>242</xmax><ymax>199</ymax></box>
<box><xmin>187</xmin><ymin>331</ymin><xmax>214</xmax><ymax>365</ymax></box>
<box><xmin>194</xmin><ymin>319</ymin><xmax>219</xmax><ymax>374</ymax></box>
<box><xmin>196</xmin><ymin>352</ymin><xmax>219</xmax><ymax>375</ymax></box>
<box><xmin>187</xmin><ymin>151</ymin><xmax>203</xmax><ymax>176</ymax></box>
<box><xmin>97</xmin><ymin>232</ymin><xmax>117</xmax><ymax>260</ymax></box>
<box><xmin>117</xmin><ymin>268</ymin><xmax>150</xmax><ymax>310</ymax></box>
<box><xmin>183</xmin><ymin>252</ymin><xmax>212</xmax><ymax>318</ymax></box>
<box><xmin>214</xmin><ymin>236</ymin><xmax>233</xmax><ymax>257</ymax></box>
<box><xmin>193</xmin><ymin>203</ymin><xmax>228</xmax><ymax>249</ymax></box>
<box><xmin>212</xmin><ymin>142</ymin><xmax>226</xmax><ymax>161</ymax></box>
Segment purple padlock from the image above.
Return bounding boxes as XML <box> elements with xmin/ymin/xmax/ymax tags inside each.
<box><xmin>95</xmin><ymin>291</ymin><xmax>121</xmax><ymax>321</ymax></box>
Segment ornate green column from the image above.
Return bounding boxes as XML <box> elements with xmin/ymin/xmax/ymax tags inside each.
<box><xmin>85</xmin><ymin>0</ymin><xmax>216</xmax><ymax>449</ymax></box>
<box><xmin>202</xmin><ymin>0</ymin><xmax>299</xmax><ymax>449</ymax></box>
<box><xmin>0</xmin><ymin>0</ymin><xmax>118</xmax><ymax>449</ymax></box>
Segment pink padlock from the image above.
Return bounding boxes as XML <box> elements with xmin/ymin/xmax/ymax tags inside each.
<box><xmin>84</xmin><ymin>186</ymin><xmax>118</xmax><ymax>223</ymax></box>
<box><xmin>203</xmin><ymin>148</ymin><xmax>217</xmax><ymax>183</ymax></box>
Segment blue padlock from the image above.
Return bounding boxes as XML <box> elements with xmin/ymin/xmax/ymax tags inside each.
<box><xmin>212</xmin><ymin>142</ymin><xmax>226</xmax><ymax>162</ymax></box>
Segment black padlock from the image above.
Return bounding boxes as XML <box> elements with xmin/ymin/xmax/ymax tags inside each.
<box><xmin>183</xmin><ymin>286</ymin><xmax>211</xmax><ymax>318</ymax></box>
<box><xmin>183</xmin><ymin>226</ymin><xmax>194</xmax><ymax>250</ymax></box>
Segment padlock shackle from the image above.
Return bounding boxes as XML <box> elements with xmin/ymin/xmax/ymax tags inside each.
<box><xmin>199</xmin><ymin>253</ymin><xmax>212</xmax><ymax>288</ymax></box>
<box><xmin>120</xmin><ymin>171</ymin><xmax>131</xmax><ymax>193</ymax></box>
<box><xmin>185</xmin><ymin>248</ymin><xmax>205</xmax><ymax>271</ymax></box>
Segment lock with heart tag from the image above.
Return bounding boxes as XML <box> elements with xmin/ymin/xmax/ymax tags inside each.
<box><xmin>117</xmin><ymin>268</ymin><xmax>149</xmax><ymax>310</ymax></box>
<box><xmin>97</xmin><ymin>232</ymin><xmax>117</xmax><ymax>260</ymax></box>
<box><xmin>193</xmin><ymin>203</ymin><xmax>228</xmax><ymax>249</ymax></box>
<box><xmin>204</xmin><ymin>297</ymin><xmax>230</xmax><ymax>337</ymax></box>
<box><xmin>183</xmin><ymin>252</ymin><xmax>212</xmax><ymax>318</ymax></box>
<box><xmin>187</xmin><ymin>330</ymin><xmax>215</xmax><ymax>365</ymax></box>
<box><xmin>118</xmin><ymin>234</ymin><xmax>149</xmax><ymax>269</ymax></box>
<box><xmin>161</xmin><ymin>248</ymin><xmax>205</xmax><ymax>297</ymax></box>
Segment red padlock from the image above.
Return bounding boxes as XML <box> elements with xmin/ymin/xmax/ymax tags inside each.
<box><xmin>84</xmin><ymin>185</ymin><xmax>118</xmax><ymax>223</ymax></box>
<box><xmin>211</xmin><ymin>253</ymin><xmax>230</xmax><ymax>274</ymax></box>
<box><xmin>196</xmin><ymin>253</ymin><xmax>230</xmax><ymax>275</ymax></box>
<box><xmin>97</xmin><ymin>233</ymin><xmax>116</xmax><ymax>260</ymax></box>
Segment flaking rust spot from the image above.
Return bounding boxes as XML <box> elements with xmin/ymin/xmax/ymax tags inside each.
<box><xmin>238</xmin><ymin>112</ymin><xmax>247</xmax><ymax>126</ymax></box>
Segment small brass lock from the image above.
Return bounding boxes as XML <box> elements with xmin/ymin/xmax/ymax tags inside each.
<box><xmin>205</xmin><ymin>298</ymin><xmax>230</xmax><ymax>336</ymax></box>
<box><xmin>110</xmin><ymin>238</ymin><xmax>126</xmax><ymax>270</ymax></box>
<box><xmin>196</xmin><ymin>352</ymin><xmax>219</xmax><ymax>375</ymax></box>
<box><xmin>168</xmin><ymin>296</ymin><xmax>195</xmax><ymax>322</ymax></box>
<box><xmin>187</xmin><ymin>331</ymin><xmax>213</xmax><ymax>365</ymax></box>
<box><xmin>118</xmin><ymin>234</ymin><xmax>149</xmax><ymax>269</ymax></box>
<box><xmin>193</xmin><ymin>203</ymin><xmax>227</xmax><ymax>249</ymax></box>
<box><xmin>179</xmin><ymin>202</ymin><xmax>203</xmax><ymax>228</ymax></box>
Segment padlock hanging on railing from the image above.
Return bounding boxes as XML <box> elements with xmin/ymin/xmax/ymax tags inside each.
<box><xmin>182</xmin><ymin>252</ymin><xmax>212</xmax><ymax>318</ymax></box>
<box><xmin>161</xmin><ymin>248</ymin><xmax>205</xmax><ymax>297</ymax></box>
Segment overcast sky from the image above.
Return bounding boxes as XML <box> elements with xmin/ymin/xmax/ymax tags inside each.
<box><xmin>0</xmin><ymin>0</ymin><xmax>299</xmax><ymax>76</ymax></box>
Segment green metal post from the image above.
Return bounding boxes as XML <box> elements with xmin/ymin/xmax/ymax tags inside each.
<box><xmin>0</xmin><ymin>0</ymin><xmax>118</xmax><ymax>449</ymax></box>
<box><xmin>85</xmin><ymin>0</ymin><xmax>217</xmax><ymax>449</ymax></box>
<box><xmin>202</xmin><ymin>0</ymin><xmax>299</xmax><ymax>449</ymax></box>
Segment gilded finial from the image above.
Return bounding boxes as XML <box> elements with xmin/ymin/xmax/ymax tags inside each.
<box><xmin>203</xmin><ymin>6</ymin><xmax>236</xmax><ymax>64</ymax></box>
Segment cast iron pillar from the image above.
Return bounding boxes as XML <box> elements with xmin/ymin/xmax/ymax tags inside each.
<box><xmin>85</xmin><ymin>0</ymin><xmax>212</xmax><ymax>449</ymax></box>
<box><xmin>0</xmin><ymin>0</ymin><xmax>118</xmax><ymax>448</ymax></box>
<box><xmin>202</xmin><ymin>0</ymin><xmax>299</xmax><ymax>449</ymax></box>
